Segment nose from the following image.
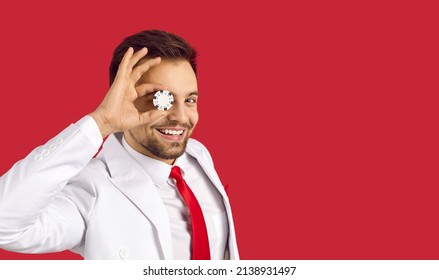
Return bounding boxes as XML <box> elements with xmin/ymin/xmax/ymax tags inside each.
<box><xmin>167</xmin><ymin>102</ymin><xmax>189</xmax><ymax>124</ymax></box>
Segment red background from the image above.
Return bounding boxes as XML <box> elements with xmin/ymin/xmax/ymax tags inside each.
<box><xmin>0</xmin><ymin>0</ymin><xmax>438</xmax><ymax>260</ymax></box>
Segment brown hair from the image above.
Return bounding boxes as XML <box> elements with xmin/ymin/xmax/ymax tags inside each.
<box><xmin>109</xmin><ymin>30</ymin><xmax>198</xmax><ymax>85</ymax></box>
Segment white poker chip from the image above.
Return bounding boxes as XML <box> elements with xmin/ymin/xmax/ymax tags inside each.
<box><xmin>153</xmin><ymin>90</ymin><xmax>174</xmax><ymax>111</ymax></box>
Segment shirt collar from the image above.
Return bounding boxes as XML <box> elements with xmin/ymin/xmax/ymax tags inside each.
<box><xmin>121</xmin><ymin>136</ymin><xmax>189</xmax><ymax>186</ymax></box>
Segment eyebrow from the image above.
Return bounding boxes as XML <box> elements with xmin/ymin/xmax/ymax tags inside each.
<box><xmin>188</xmin><ymin>91</ymin><xmax>199</xmax><ymax>96</ymax></box>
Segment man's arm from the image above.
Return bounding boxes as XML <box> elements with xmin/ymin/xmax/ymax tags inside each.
<box><xmin>0</xmin><ymin>47</ymin><xmax>165</xmax><ymax>253</ymax></box>
<box><xmin>0</xmin><ymin>118</ymin><xmax>101</xmax><ymax>253</ymax></box>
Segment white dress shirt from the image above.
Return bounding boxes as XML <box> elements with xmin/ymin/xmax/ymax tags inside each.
<box><xmin>121</xmin><ymin>137</ymin><xmax>228</xmax><ymax>260</ymax></box>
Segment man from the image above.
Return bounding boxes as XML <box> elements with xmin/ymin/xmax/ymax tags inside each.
<box><xmin>0</xmin><ymin>30</ymin><xmax>239</xmax><ymax>260</ymax></box>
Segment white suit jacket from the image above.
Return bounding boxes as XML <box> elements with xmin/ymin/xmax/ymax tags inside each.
<box><xmin>0</xmin><ymin>121</ymin><xmax>239</xmax><ymax>260</ymax></box>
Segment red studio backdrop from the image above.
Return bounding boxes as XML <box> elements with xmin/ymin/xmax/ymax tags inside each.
<box><xmin>0</xmin><ymin>0</ymin><xmax>438</xmax><ymax>260</ymax></box>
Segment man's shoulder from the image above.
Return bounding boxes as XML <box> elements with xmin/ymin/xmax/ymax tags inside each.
<box><xmin>187</xmin><ymin>138</ymin><xmax>215</xmax><ymax>165</ymax></box>
<box><xmin>70</xmin><ymin>156</ymin><xmax>109</xmax><ymax>185</ymax></box>
<box><xmin>187</xmin><ymin>138</ymin><xmax>208</xmax><ymax>151</ymax></box>
<box><xmin>187</xmin><ymin>138</ymin><xmax>214</xmax><ymax>157</ymax></box>
<box><xmin>86</xmin><ymin>157</ymin><xmax>108</xmax><ymax>172</ymax></box>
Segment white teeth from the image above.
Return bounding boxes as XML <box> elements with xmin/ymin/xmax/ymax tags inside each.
<box><xmin>159</xmin><ymin>129</ymin><xmax>183</xmax><ymax>135</ymax></box>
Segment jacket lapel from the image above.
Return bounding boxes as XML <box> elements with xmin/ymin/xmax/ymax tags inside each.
<box><xmin>98</xmin><ymin>135</ymin><xmax>238</xmax><ymax>260</ymax></box>
<box><xmin>185</xmin><ymin>139</ymin><xmax>240</xmax><ymax>260</ymax></box>
<box><xmin>98</xmin><ymin>133</ymin><xmax>173</xmax><ymax>259</ymax></box>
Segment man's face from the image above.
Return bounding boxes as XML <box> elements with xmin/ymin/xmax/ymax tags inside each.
<box><xmin>125</xmin><ymin>59</ymin><xmax>199</xmax><ymax>164</ymax></box>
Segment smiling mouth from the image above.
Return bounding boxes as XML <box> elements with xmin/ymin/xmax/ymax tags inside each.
<box><xmin>156</xmin><ymin>128</ymin><xmax>184</xmax><ymax>136</ymax></box>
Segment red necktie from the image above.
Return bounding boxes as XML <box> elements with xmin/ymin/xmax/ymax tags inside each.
<box><xmin>170</xmin><ymin>166</ymin><xmax>211</xmax><ymax>260</ymax></box>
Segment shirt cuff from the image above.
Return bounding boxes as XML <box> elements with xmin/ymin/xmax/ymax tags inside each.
<box><xmin>75</xmin><ymin>116</ymin><xmax>103</xmax><ymax>150</ymax></box>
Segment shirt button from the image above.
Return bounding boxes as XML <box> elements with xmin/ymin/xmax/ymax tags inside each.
<box><xmin>55</xmin><ymin>138</ymin><xmax>64</xmax><ymax>145</ymax></box>
<box><xmin>41</xmin><ymin>148</ymin><xmax>50</xmax><ymax>156</ymax></box>
<box><xmin>119</xmin><ymin>248</ymin><xmax>129</xmax><ymax>260</ymax></box>
<box><xmin>34</xmin><ymin>154</ymin><xmax>43</xmax><ymax>161</ymax></box>
<box><xmin>49</xmin><ymin>144</ymin><xmax>57</xmax><ymax>151</ymax></box>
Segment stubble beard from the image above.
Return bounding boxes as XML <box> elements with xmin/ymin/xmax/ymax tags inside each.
<box><xmin>129</xmin><ymin>126</ymin><xmax>192</xmax><ymax>160</ymax></box>
<box><xmin>140</xmin><ymin>133</ymin><xmax>190</xmax><ymax>160</ymax></box>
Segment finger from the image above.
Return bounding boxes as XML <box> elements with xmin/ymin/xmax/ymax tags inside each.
<box><xmin>131</xmin><ymin>57</ymin><xmax>162</xmax><ymax>83</ymax></box>
<box><xmin>116</xmin><ymin>47</ymin><xmax>134</xmax><ymax>78</ymax></box>
<box><xmin>135</xmin><ymin>83</ymin><xmax>167</xmax><ymax>98</ymax></box>
<box><xmin>128</xmin><ymin>47</ymin><xmax>149</xmax><ymax>69</ymax></box>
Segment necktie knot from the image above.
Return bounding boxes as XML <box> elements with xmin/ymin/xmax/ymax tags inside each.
<box><xmin>170</xmin><ymin>166</ymin><xmax>183</xmax><ymax>182</ymax></box>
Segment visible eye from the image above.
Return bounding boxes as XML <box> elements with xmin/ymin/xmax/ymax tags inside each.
<box><xmin>186</xmin><ymin>98</ymin><xmax>197</xmax><ymax>104</ymax></box>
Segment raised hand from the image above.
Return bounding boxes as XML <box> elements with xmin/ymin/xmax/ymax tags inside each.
<box><xmin>89</xmin><ymin>47</ymin><xmax>165</xmax><ymax>138</ymax></box>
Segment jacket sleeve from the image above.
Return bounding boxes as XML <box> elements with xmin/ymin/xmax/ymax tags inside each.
<box><xmin>0</xmin><ymin>116</ymin><xmax>102</xmax><ymax>254</ymax></box>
